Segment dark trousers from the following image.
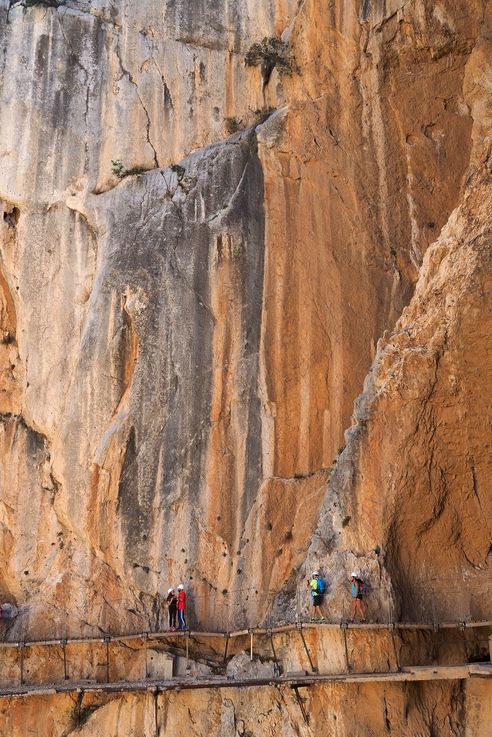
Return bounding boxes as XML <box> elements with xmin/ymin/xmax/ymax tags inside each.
<box><xmin>168</xmin><ymin>606</ymin><xmax>177</xmax><ymax>629</ymax></box>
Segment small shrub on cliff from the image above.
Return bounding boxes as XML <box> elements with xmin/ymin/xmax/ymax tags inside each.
<box><xmin>111</xmin><ymin>160</ymin><xmax>146</xmax><ymax>179</ymax></box>
<box><xmin>111</xmin><ymin>160</ymin><xmax>125</xmax><ymax>178</ymax></box>
<box><xmin>253</xmin><ymin>106</ymin><xmax>276</xmax><ymax>125</ymax></box>
<box><xmin>170</xmin><ymin>164</ymin><xmax>186</xmax><ymax>183</ymax></box>
<box><xmin>224</xmin><ymin>117</ymin><xmax>242</xmax><ymax>134</ymax></box>
<box><xmin>245</xmin><ymin>37</ymin><xmax>298</xmax><ymax>86</ymax></box>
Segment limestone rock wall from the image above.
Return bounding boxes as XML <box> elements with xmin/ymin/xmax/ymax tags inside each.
<box><xmin>0</xmin><ymin>0</ymin><xmax>492</xmax><ymax>734</ymax></box>
<box><xmin>301</xmin><ymin>142</ymin><xmax>492</xmax><ymax>623</ymax></box>
<box><xmin>1</xmin><ymin>680</ymin><xmax>492</xmax><ymax>737</ymax></box>
<box><xmin>0</xmin><ymin>0</ymin><xmax>490</xmax><ymax>653</ymax></box>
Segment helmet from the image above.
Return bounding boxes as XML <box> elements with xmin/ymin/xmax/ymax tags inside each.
<box><xmin>312</xmin><ymin>571</ymin><xmax>320</xmax><ymax>577</ymax></box>
<box><xmin>177</xmin><ymin>584</ymin><xmax>184</xmax><ymax>590</ymax></box>
<box><xmin>351</xmin><ymin>571</ymin><xmax>358</xmax><ymax>578</ymax></box>
<box><xmin>167</xmin><ymin>588</ymin><xmax>174</xmax><ymax>594</ymax></box>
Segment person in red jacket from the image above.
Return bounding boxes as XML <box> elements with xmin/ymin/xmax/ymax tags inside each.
<box><xmin>177</xmin><ymin>584</ymin><xmax>186</xmax><ymax>630</ymax></box>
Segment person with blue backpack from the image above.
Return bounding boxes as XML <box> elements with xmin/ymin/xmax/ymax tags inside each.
<box><xmin>307</xmin><ymin>571</ymin><xmax>326</xmax><ymax>622</ymax></box>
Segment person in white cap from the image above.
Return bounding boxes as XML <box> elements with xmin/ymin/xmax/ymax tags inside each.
<box><xmin>350</xmin><ymin>572</ymin><xmax>366</xmax><ymax>622</ymax></box>
<box><xmin>166</xmin><ymin>588</ymin><xmax>177</xmax><ymax>631</ymax></box>
<box><xmin>177</xmin><ymin>584</ymin><xmax>186</xmax><ymax>631</ymax></box>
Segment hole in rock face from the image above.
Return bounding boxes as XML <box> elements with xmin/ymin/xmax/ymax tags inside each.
<box><xmin>3</xmin><ymin>207</ymin><xmax>20</xmax><ymax>227</ymax></box>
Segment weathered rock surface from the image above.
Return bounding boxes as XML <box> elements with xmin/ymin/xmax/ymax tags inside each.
<box><xmin>0</xmin><ymin>0</ymin><xmax>491</xmax><ymax>733</ymax></box>
<box><xmin>0</xmin><ymin>0</ymin><xmax>489</xmax><ymax>636</ymax></box>
<box><xmin>1</xmin><ymin>680</ymin><xmax>492</xmax><ymax>737</ymax></box>
<box><xmin>301</xmin><ymin>142</ymin><xmax>492</xmax><ymax>623</ymax></box>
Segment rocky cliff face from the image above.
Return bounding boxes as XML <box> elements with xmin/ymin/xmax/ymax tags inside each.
<box><xmin>0</xmin><ymin>0</ymin><xmax>491</xmax><ymax>733</ymax></box>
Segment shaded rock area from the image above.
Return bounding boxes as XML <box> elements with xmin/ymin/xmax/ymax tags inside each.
<box><xmin>299</xmin><ymin>143</ymin><xmax>492</xmax><ymax>623</ymax></box>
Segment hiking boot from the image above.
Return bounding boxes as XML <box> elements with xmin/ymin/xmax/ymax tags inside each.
<box><xmin>319</xmin><ymin>616</ymin><xmax>326</xmax><ymax>622</ymax></box>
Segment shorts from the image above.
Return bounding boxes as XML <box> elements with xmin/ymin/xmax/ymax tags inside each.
<box><xmin>352</xmin><ymin>594</ymin><xmax>363</xmax><ymax>600</ymax></box>
<box><xmin>312</xmin><ymin>595</ymin><xmax>324</xmax><ymax>606</ymax></box>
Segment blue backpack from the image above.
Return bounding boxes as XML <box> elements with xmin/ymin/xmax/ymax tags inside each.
<box><xmin>316</xmin><ymin>577</ymin><xmax>326</xmax><ymax>594</ymax></box>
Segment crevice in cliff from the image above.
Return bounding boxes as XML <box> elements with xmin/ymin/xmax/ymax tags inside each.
<box><xmin>114</xmin><ymin>34</ymin><xmax>159</xmax><ymax>169</ymax></box>
<box><xmin>207</xmin><ymin>159</ymin><xmax>250</xmax><ymax>226</ymax></box>
<box><xmin>263</xmin><ymin>468</ymin><xmax>331</xmax><ymax>483</ymax></box>
<box><xmin>170</xmin><ymin>204</ymin><xmax>218</xmax><ymax>325</ymax></box>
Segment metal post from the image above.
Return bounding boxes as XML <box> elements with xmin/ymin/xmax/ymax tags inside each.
<box><xmin>105</xmin><ymin>638</ymin><xmax>110</xmax><ymax>683</ymax></box>
<box><xmin>250</xmin><ymin>630</ymin><xmax>254</xmax><ymax>662</ymax></box>
<box><xmin>292</xmin><ymin>686</ymin><xmax>310</xmax><ymax>725</ymax></box>
<box><xmin>62</xmin><ymin>640</ymin><xmax>68</xmax><ymax>680</ymax></box>
<box><xmin>389</xmin><ymin>624</ymin><xmax>400</xmax><ymax>672</ymax></box>
<box><xmin>298</xmin><ymin>625</ymin><xmax>317</xmax><ymax>673</ymax></box>
<box><xmin>341</xmin><ymin>623</ymin><xmax>351</xmax><ymax>673</ymax></box>
<box><xmin>143</xmin><ymin>633</ymin><xmax>149</xmax><ymax>679</ymax></box>
<box><xmin>18</xmin><ymin>643</ymin><xmax>24</xmax><ymax>686</ymax></box>
<box><xmin>223</xmin><ymin>634</ymin><xmax>230</xmax><ymax>664</ymax></box>
<box><xmin>268</xmin><ymin>630</ymin><xmax>280</xmax><ymax>677</ymax></box>
<box><xmin>186</xmin><ymin>632</ymin><xmax>190</xmax><ymax>670</ymax></box>
<box><xmin>489</xmin><ymin>635</ymin><xmax>492</xmax><ymax>663</ymax></box>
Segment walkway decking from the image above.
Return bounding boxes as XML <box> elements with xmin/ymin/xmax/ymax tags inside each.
<box><xmin>3</xmin><ymin>618</ymin><xmax>492</xmax><ymax>649</ymax></box>
<box><xmin>0</xmin><ymin>620</ymin><xmax>490</xmax><ymax>699</ymax></box>
<box><xmin>0</xmin><ymin>663</ymin><xmax>491</xmax><ymax>699</ymax></box>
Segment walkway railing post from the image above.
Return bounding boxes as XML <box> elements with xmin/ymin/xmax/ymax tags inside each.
<box><xmin>143</xmin><ymin>633</ymin><xmax>149</xmax><ymax>679</ymax></box>
<box><xmin>389</xmin><ymin>623</ymin><xmax>400</xmax><ymax>672</ymax></box>
<box><xmin>223</xmin><ymin>634</ymin><xmax>230</xmax><ymax>664</ymax></box>
<box><xmin>18</xmin><ymin>643</ymin><xmax>24</xmax><ymax>686</ymax></box>
<box><xmin>292</xmin><ymin>686</ymin><xmax>309</xmax><ymax>725</ymax></box>
<box><xmin>104</xmin><ymin>637</ymin><xmax>111</xmax><ymax>683</ymax></box>
<box><xmin>62</xmin><ymin>639</ymin><xmax>68</xmax><ymax>680</ymax></box>
<box><xmin>297</xmin><ymin>623</ymin><xmax>316</xmax><ymax>674</ymax></box>
<box><xmin>249</xmin><ymin>629</ymin><xmax>254</xmax><ymax>662</ymax></box>
<box><xmin>186</xmin><ymin>632</ymin><xmax>190</xmax><ymax>670</ymax></box>
<box><xmin>341</xmin><ymin>622</ymin><xmax>351</xmax><ymax>673</ymax></box>
<box><xmin>268</xmin><ymin>629</ymin><xmax>280</xmax><ymax>676</ymax></box>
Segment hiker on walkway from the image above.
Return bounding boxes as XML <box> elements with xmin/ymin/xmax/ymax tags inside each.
<box><xmin>350</xmin><ymin>572</ymin><xmax>366</xmax><ymax>622</ymax></box>
<box><xmin>166</xmin><ymin>588</ymin><xmax>177</xmax><ymax>631</ymax></box>
<box><xmin>177</xmin><ymin>584</ymin><xmax>187</xmax><ymax>630</ymax></box>
<box><xmin>307</xmin><ymin>571</ymin><xmax>326</xmax><ymax>622</ymax></box>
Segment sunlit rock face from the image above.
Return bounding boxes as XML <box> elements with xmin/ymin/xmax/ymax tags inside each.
<box><xmin>2</xmin><ymin>680</ymin><xmax>492</xmax><ymax>737</ymax></box>
<box><xmin>1</xmin><ymin>0</ymin><xmax>492</xmax><ymax>734</ymax></box>
<box><xmin>0</xmin><ymin>0</ymin><xmax>490</xmax><ymax>675</ymax></box>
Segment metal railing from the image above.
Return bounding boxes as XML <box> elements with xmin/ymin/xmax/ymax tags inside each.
<box><xmin>3</xmin><ymin>576</ymin><xmax>492</xmax><ymax>644</ymax></box>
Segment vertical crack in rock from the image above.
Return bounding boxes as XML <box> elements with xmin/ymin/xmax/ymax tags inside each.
<box><xmin>114</xmin><ymin>33</ymin><xmax>159</xmax><ymax>169</ymax></box>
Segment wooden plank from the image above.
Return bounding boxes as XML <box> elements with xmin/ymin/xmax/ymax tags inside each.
<box><xmin>0</xmin><ymin>620</ymin><xmax>488</xmax><ymax>654</ymax></box>
<box><xmin>0</xmin><ymin>663</ymin><xmax>477</xmax><ymax>699</ymax></box>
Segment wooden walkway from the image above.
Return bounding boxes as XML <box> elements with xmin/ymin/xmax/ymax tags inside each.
<box><xmin>0</xmin><ymin>620</ymin><xmax>490</xmax><ymax>700</ymax></box>
<box><xmin>3</xmin><ymin>618</ymin><xmax>492</xmax><ymax>649</ymax></box>
<box><xmin>0</xmin><ymin>663</ymin><xmax>491</xmax><ymax>700</ymax></box>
